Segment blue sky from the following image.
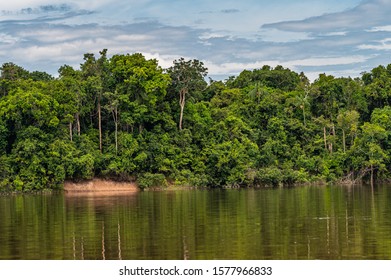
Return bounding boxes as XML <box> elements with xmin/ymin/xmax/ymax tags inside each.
<box><xmin>1</xmin><ymin>0</ymin><xmax>390</xmax><ymax>80</ymax></box>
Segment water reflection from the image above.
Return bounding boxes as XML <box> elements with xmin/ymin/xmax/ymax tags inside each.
<box><xmin>1</xmin><ymin>185</ymin><xmax>391</xmax><ymax>259</ymax></box>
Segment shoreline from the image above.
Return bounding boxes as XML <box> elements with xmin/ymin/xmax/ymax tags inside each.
<box><xmin>63</xmin><ymin>178</ymin><xmax>139</xmax><ymax>194</ymax></box>
<box><xmin>0</xmin><ymin>177</ymin><xmax>377</xmax><ymax>196</ymax></box>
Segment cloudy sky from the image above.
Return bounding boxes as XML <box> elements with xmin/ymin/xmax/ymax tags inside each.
<box><xmin>1</xmin><ymin>0</ymin><xmax>391</xmax><ymax>80</ymax></box>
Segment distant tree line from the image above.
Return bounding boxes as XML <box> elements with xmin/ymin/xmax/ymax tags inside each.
<box><xmin>1</xmin><ymin>49</ymin><xmax>391</xmax><ymax>191</ymax></box>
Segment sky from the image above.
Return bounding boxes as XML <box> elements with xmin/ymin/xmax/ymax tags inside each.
<box><xmin>1</xmin><ymin>0</ymin><xmax>391</xmax><ymax>81</ymax></box>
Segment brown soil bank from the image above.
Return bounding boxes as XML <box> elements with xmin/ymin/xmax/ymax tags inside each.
<box><xmin>64</xmin><ymin>179</ymin><xmax>139</xmax><ymax>194</ymax></box>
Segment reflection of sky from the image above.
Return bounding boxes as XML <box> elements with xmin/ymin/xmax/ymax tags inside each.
<box><xmin>1</xmin><ymin>0</ymin><xmax>390</xmax><ymax>81</ymax></box>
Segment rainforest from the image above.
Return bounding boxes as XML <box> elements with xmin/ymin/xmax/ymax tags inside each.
<box><xmin>1</xmin><ymin>49</ymin><xmax>391</xmax><ymax>192</ymax></box>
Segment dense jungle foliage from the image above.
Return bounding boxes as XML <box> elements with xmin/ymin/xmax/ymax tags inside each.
<box><xmin>1</xmin><ymin>49</ymin><xmax>391</xmax><ymax>191</ymax></box>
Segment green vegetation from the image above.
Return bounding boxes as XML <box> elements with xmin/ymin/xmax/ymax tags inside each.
<box><xmin>2</xmin><ymin>50</ymin><xmax>391</xmax><ymax>191</ymax></box>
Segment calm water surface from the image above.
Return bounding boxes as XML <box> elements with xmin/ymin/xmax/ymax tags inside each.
<box><xmin>1</xmin><ymin>185</ymin><xmax>391</xmax><ymax>260</ymax></box>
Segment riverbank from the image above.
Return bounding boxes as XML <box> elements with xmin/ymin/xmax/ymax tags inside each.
<box><xmin>63</xmin><ymin>179</ymin><xmax>139</xmax><ymax>194</ymax></box>
<box><xmin>0</xmin><ymin>176</ymin><xmax>368</xmax><ymax>195</ymax></box>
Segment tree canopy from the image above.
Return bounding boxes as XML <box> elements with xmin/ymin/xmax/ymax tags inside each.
<box><xmin>1</xmin><ymin>51</ymin><xmax>391</xmax><ymax>191</ymax></box>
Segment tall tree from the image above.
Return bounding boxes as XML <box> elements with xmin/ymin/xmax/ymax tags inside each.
<box><xmin>58</xmin><ymin>65</ymin><xmax>84</xmax><ymax>140</ymax></box>
<box><xmin>0</xmin><ymin>62</ymin><xmax>30</xmax><ymax>96</ymax></box>
<box><xmin>80</xmin><ymin>49</ymin><xmax>110</xmax><ymax>152</ymax></box>
<box><xmin>103</xmin><ymin>90</ymin><xmax>120</xmax><ymax>154</ymax></box>
<box><xmin>292</xmin><ymin>91</ymin><xmax>309</xmax><ymax>127</ymax></box>
<box><xmin>354</xmin><ymin>122</ymin><xmax>388</xmax><ymax>186</ymax></box>
<box><xmin>168</xmin><ymin>58</ymin><xmax>208</xmax><ymax>130</ymax></box>
<box><xmin>337</xmin><ymin>110</ymin><xmax>359</xmax><ymax>153</ymax></box>
<box><xmin>110</xmin><ymin>53</ymin><xmax>170</xmax><ymax>133</ymax></box>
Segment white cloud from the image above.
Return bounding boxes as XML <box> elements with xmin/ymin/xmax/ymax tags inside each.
<box><xmin>259</xmin><ymin>29</ymin><xmax>311</xmax><ymax>43</ymax></box>
<box><xmin>204</xmin><ymin>55</ymin><xmax>369</xmax><ymax>79</ymax></box>
<box><xmin>0</xmin><ymin>33</ymin><xmax>20</xmax><ymax>44</ymax></box>
<box><xmin>304</xmin><ymin>69</ymin><xmax>363</xmax><ymax>81</ymax></box>
<box><xmin>286</xmin><ymin>56</ymin><xmax>369</xmax><ymax>67</ymax></box>
<box><xmin>367</xmin><ymin>25</ymin><xmax>391</xmax><ymax>32</ymax></box>
<box><xmin>206</xmin><ymin>60</ymin><xmax>281</xmax><ymax>75</ymax></box>
<box><xmin>320</xmin><ymin>31</ymin><xmax>348</xmax><ymax>36</ymax></box>
<box><xmin>18</xmin><ymin>28</ymin><xmax>90</xmax><ymax>43</ymax></box>
<box><xmin>358</xmin><ymin>38</ymin><xmax>391</xmax><ymax>50</ymax></box>
<box><xmin>114</xmin><ymin>34</ymin><xmax>152</xmax><ymax>42</ymax></box>
<box><xmin>199</xmin><ymin>32</ymin><xmax>228</xmax><ymax>40</ymax></box>
<box><xmin>142</xmin><ymin>52</ymin><xmax>179</xmax><ymax>69</ymax></box>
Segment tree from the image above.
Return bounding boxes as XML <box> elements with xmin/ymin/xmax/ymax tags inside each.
<box><xmin>248</xmin><ymin>81</ymin><xmax>268</xmax><ymax>104</ymax></box>
<box><xmin>310</xmin><ymin>74</ymin><xmax>340</xmax><ymax>121</ymax></box>
<box><xmin>30</xmin><ymin>71</ymin><xmax>54</xmax><ymax>82</ymax></box>
<box><xmin>0</xmin><ymin>62</ymin><xmax>30</xmax><ymax>96</ymax></box>
<box><xmin>168</xmin><ymin>58</ymin><xmax>208</xmax><ymax>130</ymax></box>
<box><xmin>292</xmin><ymin>91</ymin><xmax>309</xmax><ymax>127</ymax></box>
<box><xmin>228</xmin><ymin>65</ymin><xmax>301</xmax><ymax>91</ymax></box>
<box><xmin>363</xmin><ymin>65</ymin><xmax>391</xmax><ymax>113</ymax></box>
<box><xmin>337</xmin><ymin>110</ymin><xmax>359</xmax><ymax>153</ymax></box>
<box><xmin>360</xmin><ymin>123</ymin><xmax>387</xmax><ymax>185</ymax></box>
<box><xmin>109</xmin><ymin>53</ymin><xmax>170</xmax><ymax>133</ymax></box>
<box><xmin>0</xmin><ymin>62</ymin><xmax>29</xmax><ymax>81</ymax></box>
<box><xmin>58</xmin><ymin>64</ymin><xmax>86</xmax><ymax>139</ymax></box>
<box><xmin>80</xmin><ymin>49</ymin><xmax>110</xmax><ymax>152</ymax></box>
<box><xmin>103</xmin><ymin>90</ymin><xmax>120</xmax><ymax>154</ymax></box>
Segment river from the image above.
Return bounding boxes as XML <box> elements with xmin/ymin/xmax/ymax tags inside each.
<box><xmin>1</xmin><ymin>185</ymin><xmax>391</xmax><ymax>259</ymax></box>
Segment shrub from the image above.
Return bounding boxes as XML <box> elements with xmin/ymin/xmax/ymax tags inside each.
<box><xmin>138</xmin><ymin>173</ymin><xmax>168</xmax><ymax>189</ymax></box>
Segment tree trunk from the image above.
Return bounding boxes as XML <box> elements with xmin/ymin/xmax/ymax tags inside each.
<box><xmin>115</xmin><ymin>121</ymin><xmax>118</xmax><ymax>155</ymax></box>
<box><xmin>76</xmin><ymin>90</ymin><xmax>81</xmax><ymax>136</ymax></box>
<box><xmin>179</xmin><ymin>103</ymin><xmax>185</xmax><ymax>130</ymax></box>
<box><xmin>98</xmin><ymin>95</ymin><xmax>102</xmax><ymax>152</ymax></box>
<box><xmin>323</xmin><ymin>126</ymin><xmax>327</xmax><ymax>151</ymax></box>
<box><xmin>328</xmin><ymin>124</ymin><xmax>335</xmax><ymax>154</ymax></box>
<box><xmin>302</xmin><ymin>105</ymin><xmax>306</xmax><ymax>127</ymax></box>
<box><xmin>69</xmin><ymin>122</ymin><xmax>73</xmax><ymax>142</ymax></box>
<box><xmin>179</xmin><ymin>88</ymin><xmax>186</xmax><ymax>130</ymax></box>
<box><xmin>115</xmin><ymin>108</ymin><xmax>118</xmax><ymax>155</ymax></box>
<box><xmin>342</xmin><ymin>129</ymin><xmax>346</xmax><ymax>153</ymax></box>
<box><xmin>76</xmin><ymin>112</ymin><xmax>81</xmax><ymax>136</ymax></box>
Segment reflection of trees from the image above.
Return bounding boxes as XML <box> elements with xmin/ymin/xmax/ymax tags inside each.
<box><xmin>1</xmin><ymin>187</ymin><xmax>391</xmax><ymax>259</ymax></box>
<box><xmin>118</xmin><ymin>222</ymin><xmax>122</xmax><ymax>260</ymax></box>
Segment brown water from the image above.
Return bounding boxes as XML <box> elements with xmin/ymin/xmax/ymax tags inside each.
<box><xmin>1</xmin><ymin>185</ymin><xmax>391</xmax><ymax>260</ymax></box>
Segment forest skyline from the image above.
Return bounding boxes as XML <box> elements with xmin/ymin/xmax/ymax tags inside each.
<box><xmin>2</xmin><ymin>50</ymin><xmax>391</xmax><ymax>191</ymax></box>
